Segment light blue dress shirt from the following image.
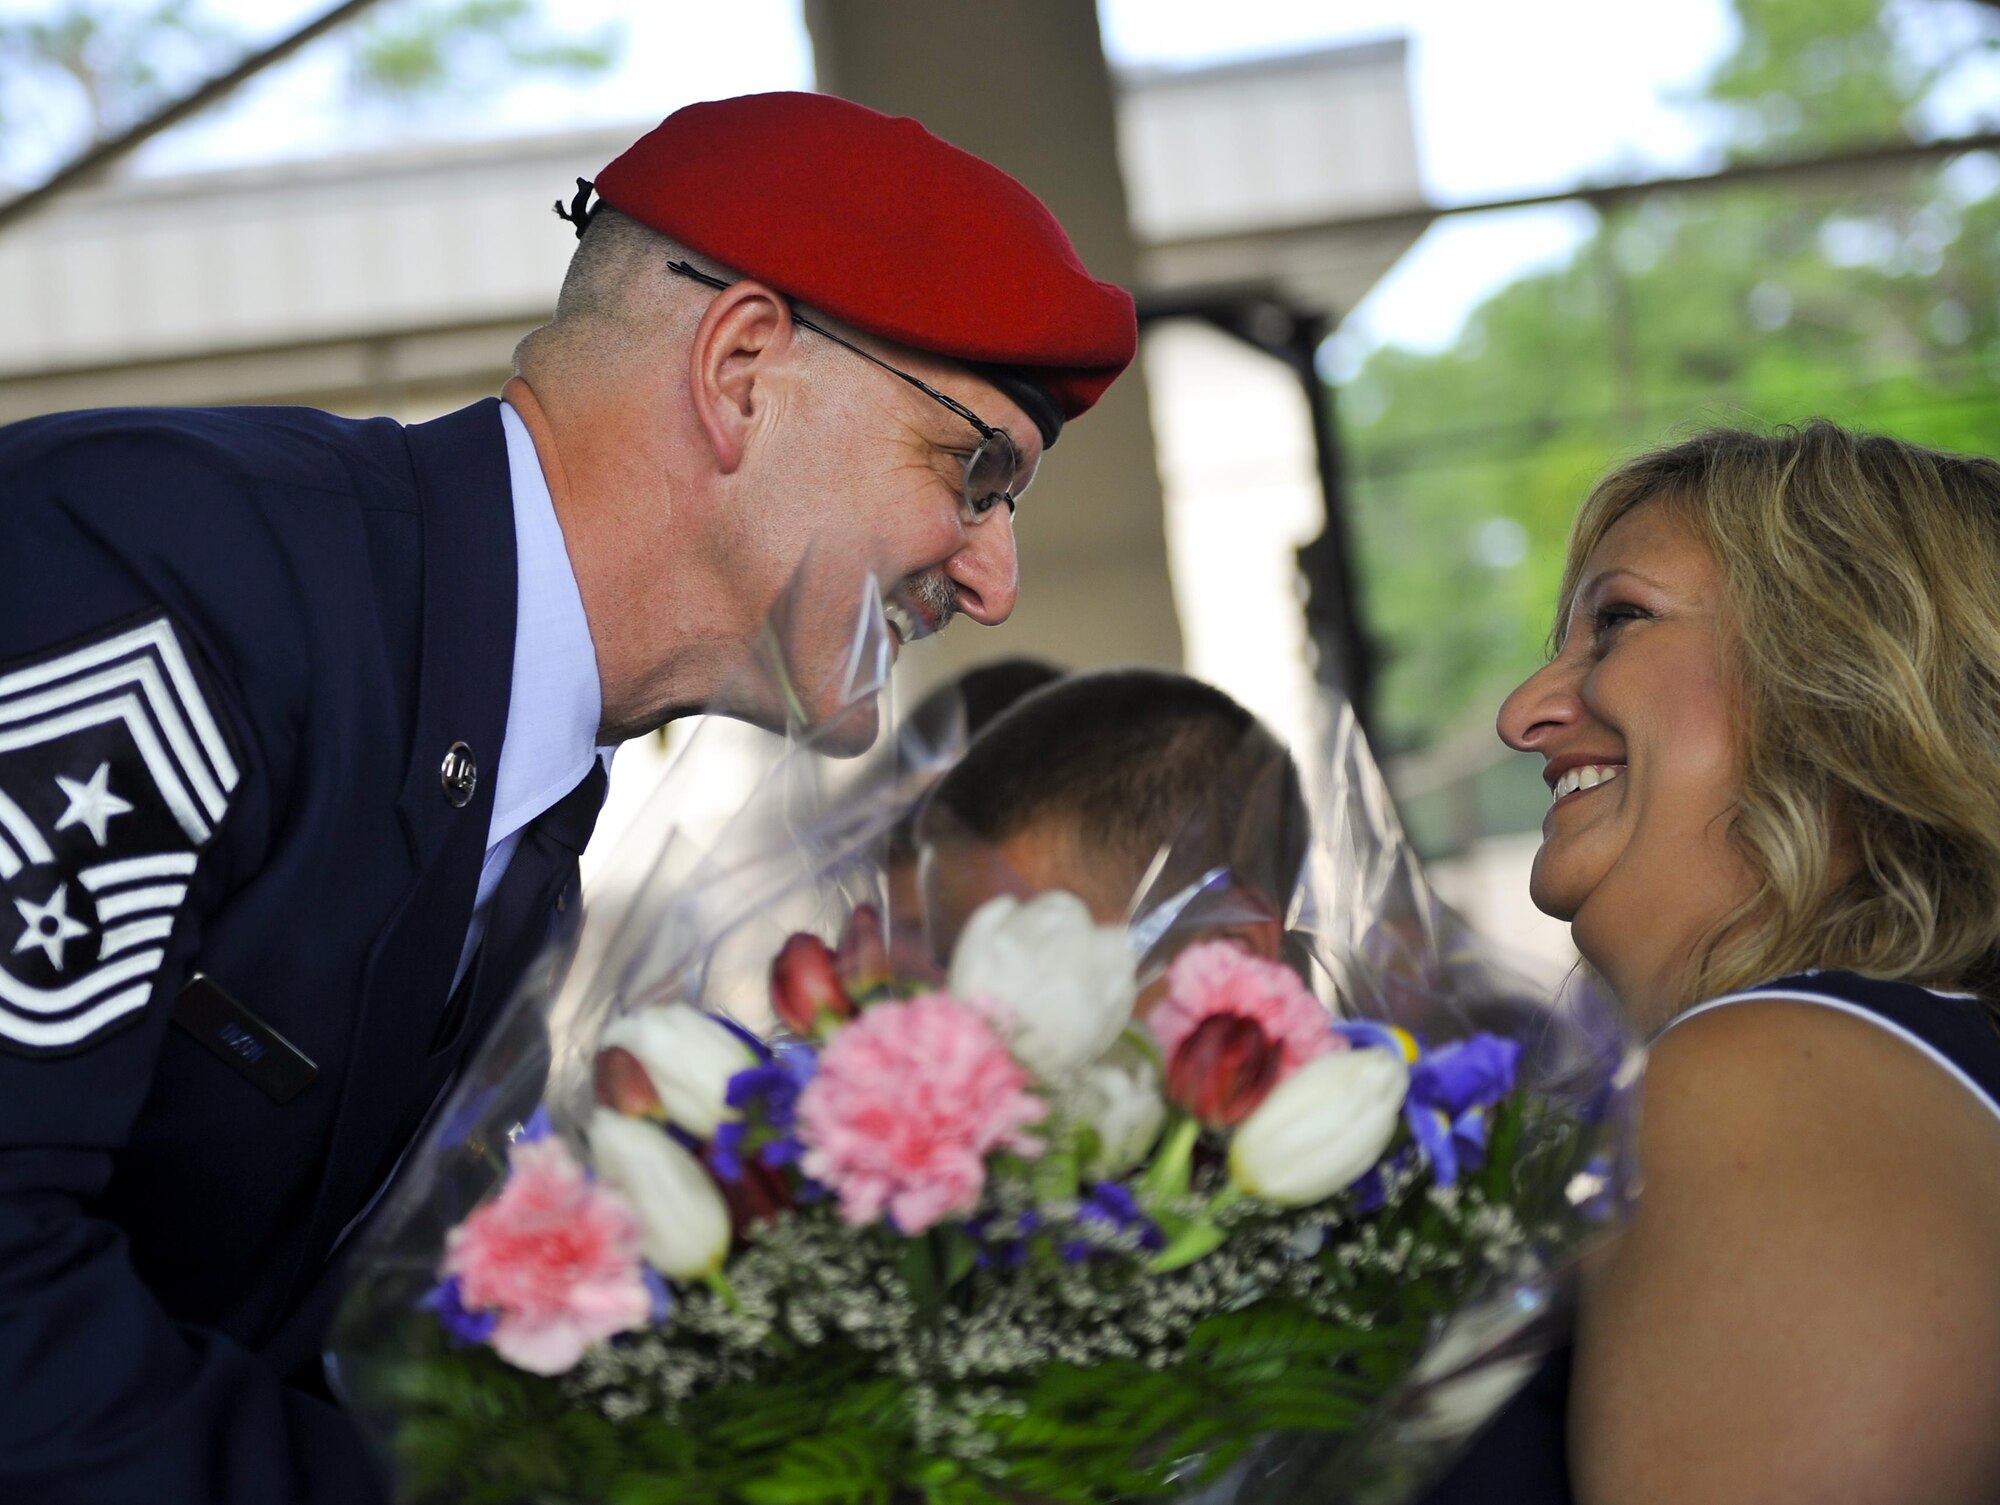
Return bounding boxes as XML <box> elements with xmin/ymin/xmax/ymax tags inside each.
<box><xmin>451</xmin><ymin>401</ymin><xmax>609</xmax><ymax>989</ymax></box>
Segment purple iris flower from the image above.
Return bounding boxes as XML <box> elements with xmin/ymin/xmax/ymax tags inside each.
<box><xmin>1075</xmin><ymin>1181</ymin><xmax>1166</xmax><ymax>1255</ymax></box>
<box><xmin>419</xmin><ymin>1276</ymin><xmax>497</xmax><ymax>1345</ymax></box>
<box><xmin>724</xmin><ymin>1061</ymin><xmax>810</xmax><ymax>1118</ymax></box>
<box><xmin>1411</xmin><ymin>1035</ymin><xmax>1522</xmax><ymax>1115</ymax></box>
<box><xmin>1406</xmin><ymin>1033</ymin><xmax>1521</xmax><ymax>1187</ymax></box>
<box><xmin>711</xmin><ymin>1045</ymin><xmax>818</xmax><ymax>1181</ymax></box>
<box><xmin>1409</xmin><ymin>1108</ymin><xmax>1494</xmax><ymax>1189</ymax></box>
<box><xmin>968</xmin><ymin>1207</ymin><xmax>1045</xmax><ymax>1268</ymax></box>
<box><xmin>1349</xmin><ymin>1165</ymin><xmax>1386</xmax><ymax>1215</ymax></box>
<box><xmin>709</xmin><ymin>1122</ymin><xmax>750</xmax><ymax>1181</ymax></box>
<box><xmin>1331</xmin><ymin>1019</ymin><xmax>1413</xmax><ymax>1055</ymax></box>
<box><xmin>1349</xmin><ymin>1143</ymin><xmax>1417</xmax><ymax>1214</ymax></box>
<box><xmin>1078</xmin><ymin>1181</ymin><xmax>1143</xmax><ymax>1231</ymax></box>
<box><xmin>758</xmin><ymin>1137</ymin><xmax>803</xmax><ymax>1168</ymax></box>
<box><xmin>642</xmin><ymin>1266</ymin><xmax>673</xmax><ymax>1324</ymax></box>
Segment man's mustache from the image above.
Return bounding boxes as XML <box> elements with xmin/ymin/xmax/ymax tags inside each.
<box><xmin>899</xmin><ymin>570</ymin><xmax>957</xmax><ymax>639</ymax></box>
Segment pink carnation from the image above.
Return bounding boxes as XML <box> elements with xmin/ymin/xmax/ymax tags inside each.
<box><xmin>797</xmin><ymin>992</ymin><xmax>1046</xmax><ymax>1234</ymax></box>
<box><xmin>443</xmin><ymin>1135</ymin><xmax>653</xmax><ymax>1375</ymax></box>
<box><xmin>1149</xmin><ymin>940</ymin><xmax>1340</xmax><ymax>1080</ymax></box>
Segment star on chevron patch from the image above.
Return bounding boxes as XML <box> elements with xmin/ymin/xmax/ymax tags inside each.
<box><xmin>0</xmin><ymin>615</ymin><xmax>238</xmax><ymax>1054</ymax></box>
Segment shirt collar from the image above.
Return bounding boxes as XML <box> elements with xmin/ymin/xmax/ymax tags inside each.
<box><xmin>488</xmin><ymin>400</ymin><xmax>604</xmax><ymax>853</ymax></box>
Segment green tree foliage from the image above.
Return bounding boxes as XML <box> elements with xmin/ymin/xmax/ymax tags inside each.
<box><xmin>1703</xmin><ymin>0</ymin><xmax>1915</xmax><ymax>152</ymax></box>
<box><xmin>0</xmin><ymin>0</ymin><xmax>620</xmax><ymax>182</ymax></box>
<box><xmin>0</xmin><ymin>0</ymin><xmax>239</xmax><ymax>149</ymax></box>
<box><xmin>347</xmin><ymin>0</ymin><xmax>619</xmax><ymax>110</ymax></box>
<box><xmin>1342</xmin><ymin>0</ymin><xmax>2000</xmax><ymax>848</ymax></box>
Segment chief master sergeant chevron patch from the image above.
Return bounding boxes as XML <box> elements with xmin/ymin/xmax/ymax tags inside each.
<box><xmin>0</xmin><ymin>614</ymin><xmax>238</xmax><ymax>1054</ymax></box>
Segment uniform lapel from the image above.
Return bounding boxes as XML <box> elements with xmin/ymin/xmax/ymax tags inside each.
<box><xmin>281</xmin><ymin>398</ymin><xmax>518</xmax><ymax>1320</ymax></box>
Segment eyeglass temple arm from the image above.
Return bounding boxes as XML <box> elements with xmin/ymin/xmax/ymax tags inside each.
<box><xmin>664</xmin><ymin>260</ymin><xmax>1001</xmax><ymax>442</ymax></box>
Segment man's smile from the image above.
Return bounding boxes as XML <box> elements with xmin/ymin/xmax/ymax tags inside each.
<box><xmin>882</xmin><ymin>572</ymin><xmax>956</xmax><ymax>648</ymax></box>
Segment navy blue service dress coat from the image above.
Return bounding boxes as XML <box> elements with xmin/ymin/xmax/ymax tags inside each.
<box><xmin>0</xmin><ymin>398</ymin><xmax>540</xmax><ymax>1502</ymax></box>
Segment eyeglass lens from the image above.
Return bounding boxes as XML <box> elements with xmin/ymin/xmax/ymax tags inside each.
<box><xmin>965</xmin><ymin>432</ymin><xmax>1023</xmax><ymax>519</ymax></box>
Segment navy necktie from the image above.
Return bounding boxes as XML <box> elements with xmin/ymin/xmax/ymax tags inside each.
<box><xmin>432</xmin><ymin>759</ymin><xmax>609</xmax><ymax>1055</ymax></box>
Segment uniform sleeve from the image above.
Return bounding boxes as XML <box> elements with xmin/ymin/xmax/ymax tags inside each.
<box><xmin>0</xmin><ymin>422</ymin><xmax>390</xmax><ymax>1504</ymax></box>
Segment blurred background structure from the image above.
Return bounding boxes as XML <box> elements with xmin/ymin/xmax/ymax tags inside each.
<box><xmin>4</xmin><ymin>0</ymin><xmax>2000</xmax><ymax>969</ymax></box>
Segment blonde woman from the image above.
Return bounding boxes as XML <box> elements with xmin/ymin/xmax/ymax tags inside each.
<box><xmin>1421</xmin><ymin>423</ymin><xmax>2000</xmax><ymax>1505</ymax></box>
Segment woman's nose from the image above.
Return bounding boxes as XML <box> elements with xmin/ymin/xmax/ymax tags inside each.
<box><xmin>1497</xmin><ymin>657</ymin><xmax>1580</xmax><ymax>752</ymax></box>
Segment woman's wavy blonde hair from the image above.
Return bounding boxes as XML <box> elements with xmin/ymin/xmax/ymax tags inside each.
<box><xmin>1556</xmin><ymin>420</ymin><xmax>2000</xmax><ymax>1007</ymax></box>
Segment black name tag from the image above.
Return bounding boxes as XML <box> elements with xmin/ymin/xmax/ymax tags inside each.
<box><xmin>171</xmin><ymin>974</ymin><xmax>318</xmax><ymax>1104</ymax></box>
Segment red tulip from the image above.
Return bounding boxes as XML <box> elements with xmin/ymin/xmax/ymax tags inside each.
<box><xmin>770</xmin><ymin>932</ymin><xmax>855</xmax><ymax>1036</ymax></box>
<box><xmin>702</xmin><ymin>1145</ymin><xmax>795</xmax><ymax>1234</ymax></box>
<box><xmin>835</xmin><ymin>903</ymin><xmax>892</xmax><ymax>1000</ymax></box>
<box><xmin>1165</xmin><ymin>1014</ymin><xmax>1282</xmax><ymax>1128</ymax></box>
<box><xmin>593</xmin><ymin>1044</ymin><xmax>665</xmax><ymax>1119</ymax></box>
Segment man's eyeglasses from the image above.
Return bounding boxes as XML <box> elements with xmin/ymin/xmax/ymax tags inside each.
<box><xmin>665</xmin><ymin>260</ymin><xmax>1029</xmax><ymax>522</ymax></box>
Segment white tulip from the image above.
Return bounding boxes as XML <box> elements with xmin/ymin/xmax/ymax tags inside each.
<box><xmin>948</xmin><ymin>891</ymin><xmax>1137</xmax><ymax>1082</ymax></box>
<box><xmin>1068</xmin><ymin>1040</ymin><xmax>1167</xmax><ymax>1179</ymax></box>
<box><xmin>1229</xmin><ymin>1047</ymin><xmax>1410</xmax><ymax>1206</ymax></box>
<box><xmin>600</xmin><ymin>1004</ymin><xmax>757</xmax><ymax>1140</ymax></box>
<box><xmin>588</xmin><ymin>1109</ymin><xmax>732</xmax><ymax>1281</ymax></box>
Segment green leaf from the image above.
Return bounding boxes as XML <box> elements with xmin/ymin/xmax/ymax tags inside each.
<box><xmin>1030</xmin><ymin>1143</ymin><xmax>1081</xmax><ymax>1205</ymax></box>
<box><xmin>1138</xmin><ymin>1113</ymin><xmax>1200</xmax><ymax>1204</ymax></box>
<box><xmin>1146</xmin><ymin>1216</ymin><xmax>1227</xmax><ymax>1272</ymax></box>
<box><xmin>897</xmin><ymin>1235</ymin><xmax>940</xmax><ymax>1314</ymax></box>
<box><xmin>1479</xmin><ymin>1091</ymin><xmax>1527</xmax><ymax>1201</ymax></box>
<box><xmin>936</xmin><ymin>1224</ymin><xmax>979</xmax><ymax>1295</ymax></box>
<box><xmin>1186</xmin><ymin>1305</ymin><xmax>1405</xmax><ymax>1369</ymax></box>
<box><xmin>736</xmin><ymin>1435</ymin><xmax>886</xmax><ymax>1505</ymax></box>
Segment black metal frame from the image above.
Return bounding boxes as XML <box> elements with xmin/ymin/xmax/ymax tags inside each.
<box><xmin>1135</xmin><ymin>289</ymin><xmax>1374</xmax><ymax>738</ymax></box>
<box><xmin>665</xmin><ymin>259</ymin><xmax>1023</xmax><ymax>520</ymax></box>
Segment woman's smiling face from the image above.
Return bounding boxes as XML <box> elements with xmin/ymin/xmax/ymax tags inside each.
<box><xmin>1497</xmin><ymin>499</ymin><xmax>1757</xmax><ymax>1021</ymax></box>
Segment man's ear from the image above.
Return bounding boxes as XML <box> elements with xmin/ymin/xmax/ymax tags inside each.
<box><xmin>685</xmin><ymin>279</ymin><xmax>799</xmax><ymax>474</ymax></box>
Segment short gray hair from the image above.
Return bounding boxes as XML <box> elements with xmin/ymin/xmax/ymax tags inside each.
<box><xmin>515</xmin><ymin>206</ymin><xmax>736</xmax><ymax>373</ymax></box>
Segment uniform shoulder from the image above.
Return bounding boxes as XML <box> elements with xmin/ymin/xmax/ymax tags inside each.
<box><xmin>0</xmin><ymin>405</ymin><xmax>414</xmax><ymax>506</ymax></box>
<box><xmin>0</xmin><ymin>408</ymin><xmax>417</xmax><ymax>836</ymax></box>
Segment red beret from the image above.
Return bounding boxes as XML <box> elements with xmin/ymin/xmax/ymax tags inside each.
<box><xmin>591</xmin><ymin>91</ymin><xmax>1138</xmax><ymax>435</ymax></box>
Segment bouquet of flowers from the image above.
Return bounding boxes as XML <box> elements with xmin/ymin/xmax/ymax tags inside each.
<box><xmin>329</xmin><ymin>574</ymin><xmax>1634</xmax><ymax>1505</ymax></box>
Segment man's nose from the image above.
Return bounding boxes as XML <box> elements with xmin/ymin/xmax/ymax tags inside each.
<box><xmin>1497</xmin><ymin>657</ymin><xmax>1580</xmax><ymax>752</ymax></box>
<box><xmin>945</xmin><ymin>506</ymin><xmax>1019</xmax><ymax>626</ymax></box>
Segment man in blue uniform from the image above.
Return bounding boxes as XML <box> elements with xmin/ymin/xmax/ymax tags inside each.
<box><xmin>0</xmin><ymin>91</ymin><xmax>1137</xmax><ymax>1503</ymax></box>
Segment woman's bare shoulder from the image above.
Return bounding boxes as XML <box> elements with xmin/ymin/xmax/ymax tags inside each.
<box><xmin>1571</xmin><ymin>995</ymin><xmax>2000</xmax><ymax>1505</ymax></box>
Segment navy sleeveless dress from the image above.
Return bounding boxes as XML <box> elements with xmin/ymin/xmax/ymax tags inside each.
<box><xmin>1411</xmin><ymin>970</ymin><xmax>2000</xmax><ymax>1505</ymax></box>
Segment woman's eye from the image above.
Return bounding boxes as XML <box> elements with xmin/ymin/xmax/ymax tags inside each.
<box><xmin>1589</xmin><ymin>603</ymin><xmax>1651</xmax><ymax>640</ymax></box>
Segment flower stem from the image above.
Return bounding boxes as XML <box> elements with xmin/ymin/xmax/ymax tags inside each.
<box><xmin>1139</xmin><ymin>1114</ymin><xmax>1200</xmax><ymax>1206</ymax></box>
<box><xmin>705</xmin><ymin>1269</ymin><xmax>744</xmax><ymax>1313</ymax></box>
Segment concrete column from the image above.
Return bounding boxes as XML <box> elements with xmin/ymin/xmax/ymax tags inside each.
<box><xmin>806</xmin><ymin>0</ymin><xmax>1182</xmax><ymax>700</ymax></box>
